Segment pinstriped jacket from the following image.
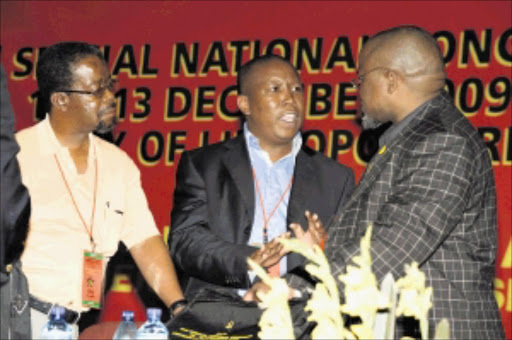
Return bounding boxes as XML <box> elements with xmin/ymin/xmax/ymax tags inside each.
<box><xmin>322</xmin><ymin>93</ymin><xmax>504</xmax><ymax>339</ymax></box>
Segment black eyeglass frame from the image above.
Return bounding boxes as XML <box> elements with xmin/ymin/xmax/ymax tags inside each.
<box><xmin>351</xmin><ymin>67</ymin><xmax>390</xmax><ymax>89</ymax></box>
<box><xmin>56</xmin><ymin>79</ymin><xmax>119</xmax><ymax>97</ymax></box>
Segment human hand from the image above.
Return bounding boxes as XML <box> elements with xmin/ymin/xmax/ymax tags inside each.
<box><xmin>243</xmin><ymin>281</ymin><xmax>298</xmax><ymax>302</ymax></box>
<box><xmin>289</xmin><ymin>210</ymin><xmax>326</xmax><ymax>248</ymax></box>
<box><xmin>242</xmin><ymin>281</ymin><xmax>270</xmax><ymax>302</ymax></box>
<box><xmin>248</xmin><ymin>232</ymin><xmax>290</xmax><ymax>269</ymax></box>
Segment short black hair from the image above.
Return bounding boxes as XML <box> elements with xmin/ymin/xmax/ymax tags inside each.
<box><xmin>237</xmin><ymin>54</ymin><xmax>299</xmax><ymax>95</ymax></box>
<box><xmin>36</xmin><ymin>42</ymin><xmax>104</xmax><ymax>112</ymax></box>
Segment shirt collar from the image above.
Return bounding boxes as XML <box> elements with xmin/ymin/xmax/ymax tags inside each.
<box><xmin>41</xmin><ymin>114</ymin><xmax>68</xmax><ymax>154</ymax></box>
<box><xmin>243</xmin><ymin>123</ymin><xmax>302</xmax><ymax>161</ymax></box>
<box><xmin>41</xmin><ymin>114</ymin><xmax>95</xmax><ymax>162</ymax></box>
<box><xmin>379</xmin><ymin>98</ymin><xmax>431</xmax><ymax>147</ymax></box>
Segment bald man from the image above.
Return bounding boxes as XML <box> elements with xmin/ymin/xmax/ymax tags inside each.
<box><xmin>292</xmin><ymin>26</ymin><xmax>503</xmax><ymax>338</ymax></box>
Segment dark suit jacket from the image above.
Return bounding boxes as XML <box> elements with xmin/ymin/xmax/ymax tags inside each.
<box><xmin>0</xmin><ymin>65</ymin><xmax>31</xmax><ymax>339</ymax></box>
<box><xmin>170</xmin><ymin>133</ymin><xmax>355</xmax><ymax>298</ymax></box>
<box><xmin>0</xmin><ymin>66</ymin><xmax>30</xmax><ymax>273</ymax></box>
<box><xmin>320</xmin><ymin>93</ymin><xmax>504</xmax><ymax>339</ymax></box>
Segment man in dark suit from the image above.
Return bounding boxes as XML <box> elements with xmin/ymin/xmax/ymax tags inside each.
<box><xmin>0</xmin><ymin>64</ymin><xmax>31</xmax><ymax>339</ymax></box>
<box><xmin>315</xmin><ymin>26</ymin><xmax>504</xmax><ymax>338</ymax></box>
<box><xmin>170</xmin><ymin>55</ymin><xmax>355</xmax><ymax>298</ymax></box>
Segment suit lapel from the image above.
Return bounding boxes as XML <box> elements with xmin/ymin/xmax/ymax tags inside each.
<box><xmin>222</xmin><ymin>135</ymin><xmax>255</xmax><ymax>225</ymax></box>
<box><xmin>345</xmin><ymin>145</ymin><xmax>392</xmax><ymax>208</ymax></box>
<box><xmin>287</xmin><ymin>148</ymin><xmax>314</xmax><ymax>271</ymax></box>
<box><xmin>287</xmin><ymin>148</ymin><xmax>313</xmax><ymax>227</ymax></box>
<box><xmin>344</xmin><ymin>96</ymin><xmax>442</xmax><ymax>211</ymax></box>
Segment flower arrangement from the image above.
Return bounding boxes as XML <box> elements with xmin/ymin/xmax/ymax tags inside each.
<box><xmin>249</xmin><ymin>224</ymin><xmax>450</xmax><ymax>339</ymax></box>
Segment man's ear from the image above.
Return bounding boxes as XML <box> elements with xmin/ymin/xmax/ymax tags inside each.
<box><xmin>386</xmin><ymin>70</ymin><xmax>399</xmax><ymax>94</ymax></box>
<box><xmin>50</xmin><ymin>92</ymin><xmax>69</xmax><ymax>111</ymax></box>
<box><xmin>237</xmin><ymin>95</ymin><xmax>250</xmax><ymax>116</ymax></box>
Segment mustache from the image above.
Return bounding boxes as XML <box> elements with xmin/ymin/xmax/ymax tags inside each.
<box><xmin>99</xmin><ymin>103</ymin><xmax>116</xmax><ymax>116</ymax></box>
<box><xmin>361</xmin><ymin>113</ymin><xmax>384</xmax><ymax>130</ymax></box>
<box><xmin>95</xmin><ymin>103</ymin><xmax>117</xmax><ymax>134</ymax></box>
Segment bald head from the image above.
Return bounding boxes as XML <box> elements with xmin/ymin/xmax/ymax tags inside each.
<box><xmin>356</xmin><ymin>26</ymin><xmax>447</xmax><ymax>125</ymax></box>
<box><xmin>363</xmin><ymin>26</ymin><xmax>446</xmax><ymax>95</ymax></box>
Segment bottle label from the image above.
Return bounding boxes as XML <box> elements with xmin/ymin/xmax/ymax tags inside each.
<box><xmin>41</xmin><ymin>327</ymin><xmax>72</xmax><ymax>340</ymax></box>
<box><xmin>82</xmin><ymin>250</ymin><xmax>103</xmax><ymax>308</ymax></box>
<box><xmin>137</xmin><ymin>334</ymin><xmax>167</xmax><ymax>340</ymax></box>
<box><xmin>136</xmin><ymin>322</ymin><xmax>168</xmax><ymax>340</ymax></box>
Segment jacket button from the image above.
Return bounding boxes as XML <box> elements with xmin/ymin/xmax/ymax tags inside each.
<box><xmin>5</xmin><ymin>264</ymin><xmax>12</xmax><ymax>273</ymax></box>
<box><xmin>244</xmin><ymin>227</ymin><xmax>250</xmax><ymax>235</ymax></box>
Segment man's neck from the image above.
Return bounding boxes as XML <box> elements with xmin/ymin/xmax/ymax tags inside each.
<box><xmin>49</xmin><ymin>114</ymin><xmax>89</xmax><ymax>151</ymax></box>
<box><xmin>259</xmin><ymin>142</ymin><xmax>293</xmax><ymax>163</ymax></box>
<box><xmin>244</xmin><ymin>124</ymin><xmax>298</xmax><ymax>164</ymax></box>
<box><xmin>49</xmin><ymin>114</ymin><xmax>91</xmax><ymax>174</ymax></box>
<box><xmin>393</xmin><ymin>91</ymin><xmax>439</xmax><ymax>123</ymax></box>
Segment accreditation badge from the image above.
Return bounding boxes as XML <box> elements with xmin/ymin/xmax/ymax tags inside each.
<box><xmin>82</xmin><ymin>251</ymin><xmax>103</xmax><ymax>308</ymax></box>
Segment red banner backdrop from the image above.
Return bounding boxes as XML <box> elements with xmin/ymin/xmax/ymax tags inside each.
<box><xmin>1</xmin><ymin>1</ymin><xmax>510</xmax><ymax>336</ymax></box>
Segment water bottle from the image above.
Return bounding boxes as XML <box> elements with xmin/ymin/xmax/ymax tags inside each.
<box><xmin>40</xmin><ymin>306</ymin><xmax>73</xmax><ymax>340</ymax></box>
<box><xmin>136</xmin><ymin>308</ymin><xmax>168</xmax><ymax>339</ymax></box>
<box><xmin>113</xmin><ymin>310</ymin><xmax>138</xmax><ymax>339</ymax></box>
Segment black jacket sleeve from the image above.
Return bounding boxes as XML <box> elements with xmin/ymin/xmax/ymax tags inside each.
<box><xmin>0</xmin><ymin>64</ymin><xmax>30</xmax><ymax>275</ymax></box>
<box><xmin>169</xmin><ymin>151</ymin><xmax>255</xmax><ymax>288</ymax></box>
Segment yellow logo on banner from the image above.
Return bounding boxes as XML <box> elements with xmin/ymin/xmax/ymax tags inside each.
<box><xmin>163</xmin><ymin>225</ymin><xmax>170</xmax><ymax>245</ymax></box>
<box><xmin>495</xmin><ymin>239</ymin><xmax>512</xmax><ymax>312</ymax></box>
<box><xmin>494</xmin><ymin>278</ymin><xmax>512</xmax><ymax>312</ymax></box>
<box><xmin>501</xmin><ymin>238</ymin><xmax>511</xmax><ymax>268</ymax></box>
<box><xmin>112</xmin><ymin>273</ymin><xmax>132</xmax><ymax>293</ymax></box>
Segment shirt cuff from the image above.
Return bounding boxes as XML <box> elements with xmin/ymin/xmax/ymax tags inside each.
<box><xmin>248</xmin><ymin>269</ymin><xmax>257</xmax><ymax>283</ymax></box>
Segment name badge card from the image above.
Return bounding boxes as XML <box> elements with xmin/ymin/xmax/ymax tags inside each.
<box><xmin>82</xmin><ymin>251</ymin><xmax>103</xmax><ymax>308</ymax></box>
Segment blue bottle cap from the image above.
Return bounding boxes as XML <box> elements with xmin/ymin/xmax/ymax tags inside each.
<box><xmin>50</xmin><ymin>306</ymin><xmax>65</xmax><ymax>320</ymax></box>
<box><xmin>146</xmin><ymin>307</ymin><xmax>162</xmax><ymax>321</ymax></box>
<box><xmin>122</xmin><ymin>310</ymin><xmax>134</xmax><ymax>322</ymax></box>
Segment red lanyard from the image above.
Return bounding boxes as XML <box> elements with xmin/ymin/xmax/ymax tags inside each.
<box><xmin>252</xmin><ymin>168</ymin><xmax>293</xmax><ymax>244</ymax></box>
<box><xmin>54</xmin><ymin>153</ymin><xmax>98</xmax><ymax>252</ymax></box>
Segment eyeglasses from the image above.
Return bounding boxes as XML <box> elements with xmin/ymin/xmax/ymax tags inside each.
<box><xmin>57</xmin><ymin>78</ymin><xmax>118</xmax><ymax>97</ymax></box>
<box><xmin>351</xmin><ymin>67</ymin><xmax>389</xmax><ymax>89</ymax></box>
